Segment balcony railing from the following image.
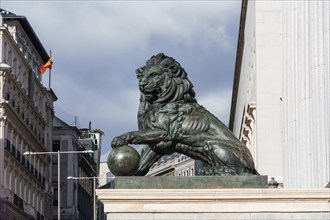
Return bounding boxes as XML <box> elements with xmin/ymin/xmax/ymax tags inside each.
<box><xmin>4</xmin><ymin>139</ymin><xmax>45</xmax><ymax>188</ymax></box>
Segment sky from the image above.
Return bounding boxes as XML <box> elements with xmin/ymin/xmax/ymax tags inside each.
<box><xmin>1</xmin><ymin>0</ymin><xmax>241</xmax><ymax>156</ymax></box>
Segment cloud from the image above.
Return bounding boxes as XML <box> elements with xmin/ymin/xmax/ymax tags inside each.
<box><xmin>5</xmin><ymin>1</ymin><xmax>240</xmax><ymax>53</ymax></box>
<box><xmin>2</xmin><ymin>1</ymin><xmax>241</xmax><ymax>153</ymax></box>
<box><xmin>198</xmin><ymin>89</ymin><xmax>232</xmax><ymax>125</ymax></box>
<box><xmin>54</xmin><ymin>73</ymin><xmax>140</xmax><ymax>132</ymax></box>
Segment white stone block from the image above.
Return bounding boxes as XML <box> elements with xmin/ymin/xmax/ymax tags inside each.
<box><xmin>98</xmin><ymin>188</ymin><xmax>330</xmax><ymax>220</ymax></box>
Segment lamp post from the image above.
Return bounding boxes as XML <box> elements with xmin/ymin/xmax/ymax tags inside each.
<box><xmin>23</xmin><ymin>150</ymin><xmax>93</xmax><ymax>220</ymax></box>
<box><xmin>67</xmin><ymin>176</ymin><xmax>115</xmax><ymax>220</ymax></box>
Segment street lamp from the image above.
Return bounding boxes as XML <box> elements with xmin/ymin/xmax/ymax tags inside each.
<box><xmin>0</xmin><ymin>63</ymin><xmax>11</xmax><ymax>70</ymax></box>
<box><xmin>23</xmin><ymin>150</ymin><xmax>93</xmax><ymax>220</ymax></box>
<box><xmin>67</xmin><ymin>176</ymin><xmax>115</xmax><ymax>220</ymax></box>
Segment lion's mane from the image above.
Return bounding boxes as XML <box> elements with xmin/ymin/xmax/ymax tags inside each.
<box><xmin>137</xmin><ymin>53</ymin><xmax>197</xmax><ymax>105</ymax></box>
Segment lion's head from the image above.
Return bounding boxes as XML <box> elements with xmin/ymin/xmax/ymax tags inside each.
<box><xmin>136</xmin><ymin>53</ymin><xmax>196</xmax><ymax>105</ymax></box>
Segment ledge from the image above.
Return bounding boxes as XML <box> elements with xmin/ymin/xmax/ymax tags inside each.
<box><xmin>96</xmin><ymin>188</ymin><xmax>330</xmax><ymax>213</ymax></box>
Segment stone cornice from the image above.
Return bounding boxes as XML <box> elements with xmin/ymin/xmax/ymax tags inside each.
<box><xmin>97</xmin><ymin>188</ymin><xmax>330</xmax><ymax>213</ymax></box>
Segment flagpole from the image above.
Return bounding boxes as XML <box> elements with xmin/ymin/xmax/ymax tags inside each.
<box><xmin>49</xmin><ymin>50</ymin><xmax>52</xmax><ymax>88</ymax></box>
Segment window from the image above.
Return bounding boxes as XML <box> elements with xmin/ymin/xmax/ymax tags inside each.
<box><xmin>4</xmin><ymin>167</ymin><xmax>9</xmax><ymax>187</ymax></box>
<box><xmin>28</xmin><ymin>188</ymin><xmax>32</xmax><ymax>203</ymax></box>
<box><xmin>52</xmin><ymin>164</ymin><xmax>58</xmax><ymax>176</ymax></box>
<box><xmin>53</xmin><ymin>140</ymin><xmax>60</xmax><ymax>152</ymax></box>
<box><xmin>40</xmin><ymin>198</ymin><xmax>43</xmax><ymax>214</ymax></box>
<box><xmin>53</xmin><ymin>188</ymin><xmax>58</xmax><ymax>205</ymax></box>
<box><xmin>24</xmin><ymin>184</ymin><xmax>27</xmax><ymax>201</ymax></box>
<box><xmin>8</xmin><ymin>50</ymin><xmax>12</xmax><ymax>65</ymax></box>
<box><xmin>32</xmin><ymin>191</ymin><xmax>35</xmax><ymax>207</ymax></box>
<box><xmin>4</xmin><ymin>42</ymin><xmax>7</xmax><ymax>61</ymax></box>
<box><xmin>19</xmin><ymin>180</ymin><xmax>23</xmax><ymax>198</ymax></box>
<box><xmin>10</xmin><ymin>171</ymin><xmax>14</xmax><ymax>191</ymax></box>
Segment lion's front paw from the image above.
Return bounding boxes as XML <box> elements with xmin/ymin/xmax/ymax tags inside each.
<box><xmin>111</xmin><ymin>136</ymin><xmax>128</xmax><ymax>148</ymax></box>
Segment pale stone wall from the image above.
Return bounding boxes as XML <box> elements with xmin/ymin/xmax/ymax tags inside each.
<box><xmin>232</xmin><ymin>1</ymin><xmax>284</xmax><ymax>182</ymax></box>
<box><xmin>99</xmin><ymin>161</ymin><xmax>110</xmax><ymax>187</ymax></box>
<box><xmin>283</xmin><ymin>1</ymin><xmax>330</xmax><ymax>188</ymax></box>
<box><xmin>99</xmin><ymin>153</ymin><xmax>116</xmax><ymax>187</ymax></box>
<box><xmin>231</xmin><ymin>1</ymin><xmax>330</xmax><ymax>188</ymax></box>
<box><xmin>97</xmin><ymin>188</ymin><xmax>330</xmax><ymax>220</ymax></box>
<box><xmin>254</xmin><ymin>1</ymin><xmax>284</xmax><ymax>183</ymax></box>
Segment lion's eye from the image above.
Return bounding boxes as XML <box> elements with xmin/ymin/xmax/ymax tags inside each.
<box><xmin>150</xmin><ymin>72</ymin><xmax>158</xmax><ymax>78</ymax></box>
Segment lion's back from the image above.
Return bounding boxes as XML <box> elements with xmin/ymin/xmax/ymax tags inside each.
<box><xmin>178</xmin><ymin>103</ymin><xmax>240</xmax><ymax>143</ymax></box>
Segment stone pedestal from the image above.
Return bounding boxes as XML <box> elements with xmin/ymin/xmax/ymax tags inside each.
<box><xmin>112</xmin><ymin>175</ymin><xmax>268</xmax><ymax>189</ymax></box>
<box><xmin>96</xmin><ymin>188</ymin><xmax>330</xmax><ymax>220</ymax></box>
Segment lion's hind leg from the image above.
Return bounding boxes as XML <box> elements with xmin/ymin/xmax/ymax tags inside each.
<box><xmin>202</xmin><ymin>141</ymin><xmax>255</xmax><ymax>175</ymax></box>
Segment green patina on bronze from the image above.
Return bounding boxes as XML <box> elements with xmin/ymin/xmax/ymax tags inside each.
<box><xmin>110</xmin><ymin>53</ymin><xmax>259</xmax><ymax>176</ymax></box>
<box><xmin>107</xmin><ymin>145</ymin><xmax>140</xmax><ymax>176</ymax></box>
<box><xmin>112</xmin><ymin>176</ymin><xmax>268</xmax><ymax>189</ymax></box>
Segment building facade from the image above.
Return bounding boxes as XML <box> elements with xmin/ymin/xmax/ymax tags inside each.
<box><xmin>53</xmin><ymin>117</ymin><xmax>105</xmax><ymax>220</ymax></box>
<box><xmin>0</xmin><ymin>9</ymin><xmax>57</xmax><ymax>219</ymax></box>
<box><xmin>229</xmin><ymin>0</ymin><xmax>329</xmax><ymax>188</ymax></box>
<box><xmin>52</xmin><ymin>116</ymin><xmax>81</xmax><ymax>220</ymax></box>
<box><xmin>99</xmin><ymin>151</ymin><xmax>202</xmax><ymax>181</ymax></box>
<box><xmin>79</xmin><ymin>126</ymin><xmax>102</xmax><ymax>182</ymax></box>
<box><xmin>98</xmin><ymin>152</ymin><xmax>114</xmax><ymax>187</ymax></box>
<box><xmin>146</xmin><ymin>153</ymin><xmax>203</xmax><ymax>177</ymax></box>
<box><xmin>78</xmin><ymin>128</ymin><xmax>105</xmax><ymax>220</ymax></box>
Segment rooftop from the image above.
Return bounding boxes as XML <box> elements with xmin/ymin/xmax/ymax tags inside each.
<box><xmin>0</xmin><ymin>8</ymin><xmax>50</xmax><ymax>63</ymax></box>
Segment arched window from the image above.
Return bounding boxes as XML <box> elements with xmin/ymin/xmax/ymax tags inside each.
<box><xmin>4</xmin><ymin>166</ymin><xmax>9</xmax><ymax>187</ymax></box>
<box><xmin>28</xmin><ymin>187</ymin><xmax>32</xmax><ymax>203</ymax></box>
<box><xmin>10</xmin><ymin>171</ymin><xmax>15</xmax><ymax>191</ymax></box>
<box><xmin>40</xmin><ymin>198</ymin><xmax>43</xmax><ymax>214</ymax></box>
<box><xmin>24</xmin><ymin>183</ymin><xmax>27</xmax><ymax>201</ymax></box>
<box><xmin>36</xmin><ymin>193</ymin><xmax>39</xmax><ymax>211</ymax></box>
<box><xmin>32</xmin><ymin>190</ymin><xmax>36</xmax><ymax>207</ymax></box>
<box><xmin>19</xmin><ymin>179</ymin><xmax>22</xmax><ymax>197</ymax></box>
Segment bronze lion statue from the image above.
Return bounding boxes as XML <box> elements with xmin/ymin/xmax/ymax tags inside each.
<box><xmin>111</xmin><ymin>53</ymin><xmax>258</xmax><ymax>176</ymax></box>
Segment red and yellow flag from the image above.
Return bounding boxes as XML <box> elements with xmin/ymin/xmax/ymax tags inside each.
<box><xmin>39</xmin><ymin>57</ymin><xmax>52</xmax><ymax>74</ymax></box>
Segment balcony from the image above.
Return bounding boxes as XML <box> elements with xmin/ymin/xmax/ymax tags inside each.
<box><xmin>10</xmin><ymin>144</ymin><xmax>16</xmax><ymax>157</ymax></box>
<box><xmin>37</xmin><ymin>212</ymin><xmax>44</xmax><ymax>220</ymax></box>
<box><xmin>13</xmin><ymin>193</ymin><xmax>24</xmax><ymax>210</ymax></box>
<box><xmin>4</xmin><ymin>141</ymin><xmax>46</xmax><ymax>189</ymax></box>
<box><xmin>4</xmin><ymin>139</ymin><xmax>10</xmax><ymax>151</ymax></box>
<box><xmin>4</xmin><ymin>92</ymin><xmax>10</xmax><ymax>101</ymax></box>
